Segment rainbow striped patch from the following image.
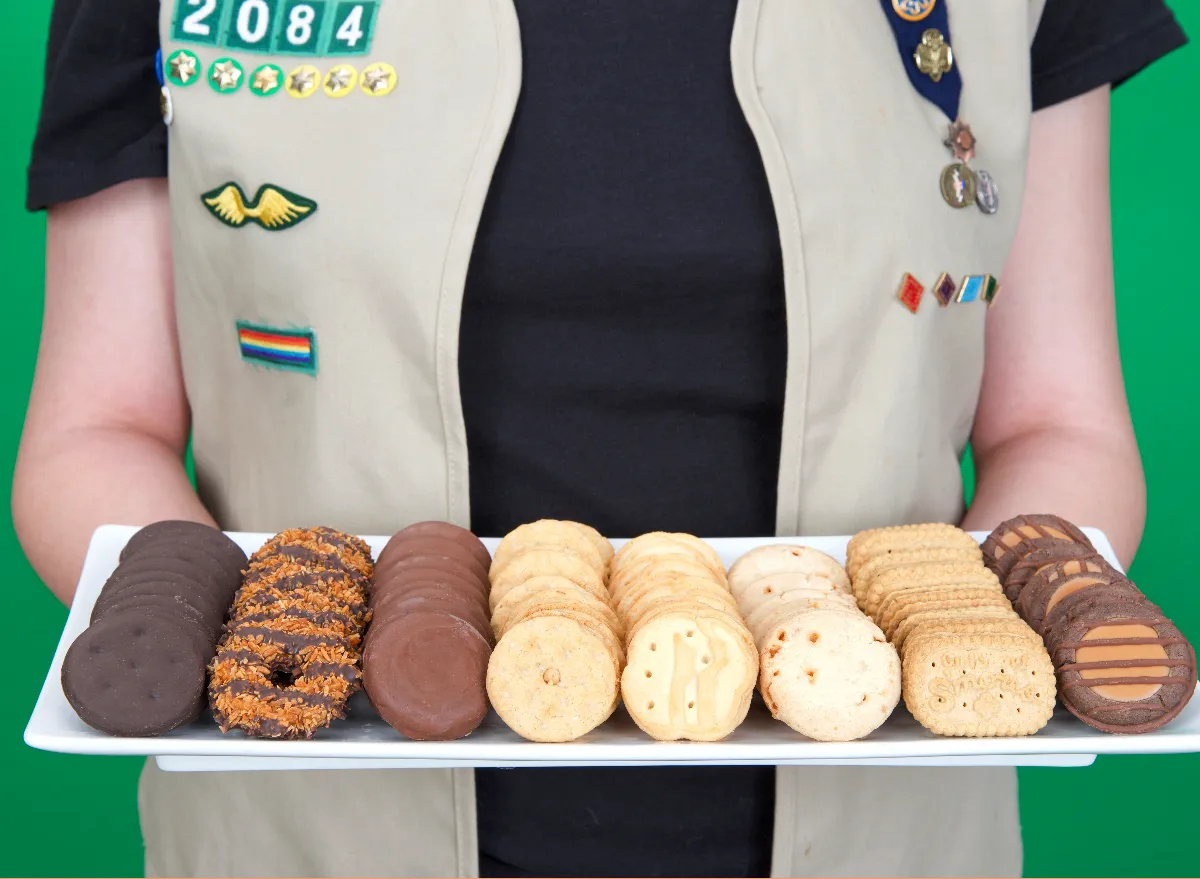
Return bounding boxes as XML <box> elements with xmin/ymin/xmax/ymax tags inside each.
<box><xmin>236</xmin><ymin>322</ymin><xmax>317</xmax><ymax>374</ymax></box>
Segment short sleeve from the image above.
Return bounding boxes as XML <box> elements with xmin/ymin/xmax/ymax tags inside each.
<box><xmin>1031</xmin><ymin>0</ymin><xmax>1188</xmax><ymax>111</ymax></box>
<box><xmin>26</xmin><ymin>0</ymin><xmax>166</xmax><ymax>211</ymax></box>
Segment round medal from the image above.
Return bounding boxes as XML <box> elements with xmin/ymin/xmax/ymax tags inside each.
<box><xmin>892</xmin><ymin>0</ymin><xmax>936</xmax><ymax>22</ymax></box>
<box><xmin>975</xmin><ymin>169</ymin><xmax>999</xmax><ymax>214</ymax></box>
<box><xmin>940</xmin><ymin>163</ymin><xmax>977</xmax><ymax>209</ymax></box>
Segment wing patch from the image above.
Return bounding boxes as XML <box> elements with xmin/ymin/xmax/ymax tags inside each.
<box><xmin>202</xmin><ymin>182</ymin><xmax>318</xmax><ymax>231</ymax></box>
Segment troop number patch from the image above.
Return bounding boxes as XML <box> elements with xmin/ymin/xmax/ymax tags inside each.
<box><xmin>170</xmin><ymin>0</ymin><xmax>379</xmax><ymax>57</ymax></box>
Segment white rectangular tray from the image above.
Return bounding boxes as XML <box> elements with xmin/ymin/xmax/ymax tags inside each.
<box><xmin>26</xmin><ymin>526</ymin><xmax>1200</xmax><ymax>772</ymax></box>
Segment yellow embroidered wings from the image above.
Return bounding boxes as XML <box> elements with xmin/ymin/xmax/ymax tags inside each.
<box><xmin>201</xmin><ymin>183</ymin><xmax>318</xmax><ymax>231</ymax></box>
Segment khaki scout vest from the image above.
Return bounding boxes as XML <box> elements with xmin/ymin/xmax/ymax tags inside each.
<box><xmin>145</xmin><ymin>1</ymin><xmax>1048</xmax><ymax>876</ymax></box>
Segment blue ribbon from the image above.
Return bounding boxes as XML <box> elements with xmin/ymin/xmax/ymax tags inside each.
<box><xmin>878</xmin><ymin>0</ymin><xmax>961</xmax><ymax>122</ymax></box>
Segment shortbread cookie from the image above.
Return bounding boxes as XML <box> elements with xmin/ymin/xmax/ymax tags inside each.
<box><xmin>879</xmin><ymin>588</ymin><xmax>1010</xmax><ymax>638</ymax></box>
<box><xmin>758</xmin><ymin>609</ymin><xmax>899</xmax><ymax>741</ymax></box>
<box><xmin>492</xmin><ymin>576</ymin><xmax>623</xmax><ymax>640</ymax></box>
<box><xmin>490</xmin><ymin>520</ymin><xmax>606</xmax><ymax>583</ymax></box>
<box><xmin>902</xmin><ymin>633</ymin><xmax>1055</xmax><ymax>736</ymax></box>
<box><xmin>486</xmin><ymin>615</ymin><xmax>619</xmax><ymax>742</ymax></box>
<box><xmin>728</xmin><ymin>545</ymin><xmax>850</xmax><ymax>600</ymax></box>
<box><xmin>901</xmin><ymin>617</ymin><xmax>1043</xmax><ymax>662</ymax></box>
<box><xmin>489</xmin><ymin>549</ymin><xmax>608</xmax><ymax>612</ymax></box>
<box><xmin>622</xmin><ymin>609</ymin><xmax>758</xmax><ymax>741</ymax></box>
<box><xmin>853</xmin><ymin>549</ymin><xmax>984</xmax><ymax>606</ymax></box>
<box><xmin>981</xmin><ymin>514</ymin><xmax>1093</xmax><ymax>581</ymax></box>
<box><xmin>860</xmin><ymin>558</ymin><xmax>992</xmax><ymax>616</ymax></box>
<box><xmin>610</xmin><ymin>556</ymin><xmax>726</xmax><ymax>603</ymax></box>
<box><xmin>621</xmin><ymin>577</ymin><xmax>738</xmax><ymax>630</ymax></box>
<box><xmin>893</xmin><ymin>605</ymin><xmax>1020</xmax><ymax>651</ymax></box>
<box><xmin>847</xmin><ymin>523</ymin><xmax>979</xmax><ymax>582</ymax></box>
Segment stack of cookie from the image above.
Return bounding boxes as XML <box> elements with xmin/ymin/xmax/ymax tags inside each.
<box><xmin>485</xmin><ymin>520</ymin><xmax>622</xmax><ymax>742</ymax></box>
<box><xmin>983</xmin><ymin>514</ymin><xmax>1196</xmax><ymax>733</ymax></box>
<box><xmin>209</xmin><ymin>527</ymin><xmax>372</xmax><ymax>739</ymax></box>
<box><xmin>728</xmin><ymin>545</ymin><xmax>900</xmax><ymax>741</ymax></box>
<box><xmin>363</xmin><ymin>522</ymin><xmax>494</xmax><ymax>740</ymax></box>
<box><xmin>614</xmin><ymin>533</ymin><xmax>758</xmax><ymax>742</ymax></box>
<box><xmin>62</xmin><ymin>521</ymin><xmax>247</xmax><ymax>736</ymax></box>
<box><xmin>847</xmin><ymin>523</ymin><xmax>1056</xmax><ymax>737</ymax></box>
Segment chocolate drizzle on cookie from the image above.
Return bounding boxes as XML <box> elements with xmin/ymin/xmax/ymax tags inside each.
<box><xmin>208</xmin><ymin>526</ymin><xmax>373</xmax><ymax>739</ymax></box>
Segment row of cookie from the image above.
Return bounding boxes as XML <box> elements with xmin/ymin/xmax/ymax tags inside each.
<box><xmin>982</xmin><ymin>515</ymin><xmax>1195</xmax><ymax>734</ymax></box>
<box><xmin>63</xmin><ymin>521</ymin><xmax>248</xmax><ymax>737</ymax></box>
<box><xmin>210</xmin><ymin>528</ymin><xmax>374</xmax><ymax>739</ymax></box>
<box><xmin>846</xmin><ymin>523</ymin><xmax>1056</xmax><ymax>737</ymax></box>
<box><xmin>728</xmin><ymin>545</ymin><xmax>900</xmax><ymax>741</ymax></box>
<box><xmin>486</xmin><ymin>520</ymin><xmax>624</xmax><ymax>743</ymax></box>
<box><xmin>614</xmin><ymin>533</ymin><xmax>758</xmax><ymax>743</ymax></box>
<box><xmin>363</xmin><ymin>523</ymin><xmax>494</xmax><ymax>741</ymax></box>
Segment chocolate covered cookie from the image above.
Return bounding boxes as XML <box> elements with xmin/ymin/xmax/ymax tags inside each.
<box><xmin>1018</xmin><ymin>560</ymin><xmax>1122</xmax><ymax>635</ymax></box>
<box><xmin>62</xmin><ymin>610</ymin><xmax>212</xmax><ymax>736</ymax></box>
<box><xmin>981</xmin><ymin>515</ymin><xmax>1093</xmax><ymax>581</ymax></box>
<box><xmin>64</xmin><ymin>522</ymin><xmax>247</xmax><ymax>736</ymax></box>
<box><xmin>1051</xmin><ymin>598</ymin><xmax>1196</xmax><ymax>734</ymax></box>
<box><xmin>1004</xmin><ymin>541</ymin><xmax>1107</xmax><ymax>605</ymax></box>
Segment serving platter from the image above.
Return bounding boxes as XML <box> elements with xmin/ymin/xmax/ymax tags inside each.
<box><xmin>25</xmin><ymin>526</ymin><xmax>1200</xmax><ymax>771</ymax></box>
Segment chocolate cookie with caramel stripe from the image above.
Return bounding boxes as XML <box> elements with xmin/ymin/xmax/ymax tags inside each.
<box><xmin>1004</xmin><ymin>541</ymin><xmax>1108</xmax><ymax>605</ymax></box>
<box><xmin>1019</xmin><ymin>563</ymin><xmax>1123</xmax><ymax>634</ymax></box>
<box><xmin>981</xmin><ymin>514</ymin><xmax>1093</xmax><ymax>582</ymax></box>
<box><xmin>1050</xmin><ymin>596</ymin><xmax>1196</xmax><ymax>733</ymax></box>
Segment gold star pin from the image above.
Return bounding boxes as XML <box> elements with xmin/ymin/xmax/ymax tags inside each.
<box><xmin>914</xmin><ymin>28</ymin><xmax>953</xmax><ymax>82</ymax></box>
<box><xmin>167</xmin><ymin>50</ymin><xmax>199</xmax><ymax>86</ymax></box>
<box><xmin>360</xmin><ymin>63</ymin><xmax>397</xmax><ymax>97</ymax></box>
<box><xmin>209</xmin><ymin>58</ymin><xmax>244</xmax><ymax>93</ymax></box>
<box><xmin>324</xmin><ymin>65</ymin><xmax>358</xmax><ymax>98</ymax></box>
<box><xmin>286</xmin><ymin>65</ymin><xmax>320</xmax><ymax>99</ymax></box>
<box><xmin>251</xmin><ymin>64</ymin><xmax>282</xmax><ymax>97</ymax></box>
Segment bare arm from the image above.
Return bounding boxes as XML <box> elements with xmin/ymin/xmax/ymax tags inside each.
<box><xmin>963</xmin><ymin>85</ymin><xmax>1146</xmax><ymax>567</ymax></box>
<box><xmin>13</xmin><ymin>179</ymin><xmax>215</xmax><ymax>604</ymax></box>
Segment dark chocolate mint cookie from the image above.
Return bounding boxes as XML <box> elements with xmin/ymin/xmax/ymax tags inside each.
<box><xmin>61</xmin><ymin>610</ymin><xmax>212</xmax><ymax>736</ymax></box>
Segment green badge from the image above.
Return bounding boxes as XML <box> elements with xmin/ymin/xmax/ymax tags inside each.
<box><xmin>202</xmin><ymin>182</ymin><xmax>318</xmax><ymax>231</ymax></box>
<box><xmin>171</xmin><ymin>0</ymin><xmax>231</xmax><ymax>47</ymax></box>
<box><xmin>249</xmin><ymin>63</ymin><xmax>284</xmax><ymax>96</ymax></box>
<box><xmin>225</xmin><ymin>0</ymin><xmax>283</xmax><ymax>51</ymax></box>
<box><xmin>208</xmin><ymin>57</ymin><xmax>245</xmax><ymax>93</ymax></box>
<box><xmin>326</xmin><ymin>1</ymin><xmax>378</xmax><ymax>55</ymax></box>
<box><xmin>273</xmin><ymin>0</ymin><xmax>327</xmax><ymax>54</ymax></box>
<box><xmin>165</xmin><ymin>49</ymin><xmax>201</xmax><ymax>87</ymax></box>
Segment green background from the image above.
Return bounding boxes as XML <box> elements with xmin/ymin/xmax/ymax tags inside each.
<box><xmin>4</xmin><ymin>3</ymin><xmax>1198</xmax><ymax>876</ymax></box>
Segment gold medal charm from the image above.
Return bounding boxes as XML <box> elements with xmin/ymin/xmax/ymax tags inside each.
<box><xmin>914</xmin><ymin>29</ymin><xmax>953</xmax><ymax>82</ymax></box>
<box><xmin>940</xmin><ymin>163</ymin><xmax>977</xmax><ymax>209</ymax></box>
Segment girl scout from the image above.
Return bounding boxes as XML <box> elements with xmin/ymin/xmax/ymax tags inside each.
<box><xmin>19</xmin><ymin>0</ymin><xmax>1181</xmax><ymax>875</ymax></box>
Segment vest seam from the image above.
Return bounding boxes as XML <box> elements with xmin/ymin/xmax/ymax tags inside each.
<box><xmin>730</xmin><ymin>0</ymin><xmax>813</xmax><ymax>538</ymax></box>
<box><xmin>433</xmin><ymin>0</ymin><xmax>523</xmax><ymax>532</ymax></box>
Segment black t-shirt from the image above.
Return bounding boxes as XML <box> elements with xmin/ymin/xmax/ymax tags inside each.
<box><xmin>27</xmin><ymin>2</ymin><xmax>1186</xmax><ymax>877</ymax></box>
